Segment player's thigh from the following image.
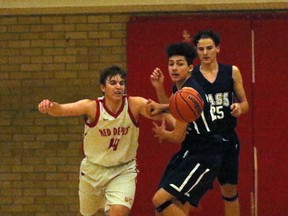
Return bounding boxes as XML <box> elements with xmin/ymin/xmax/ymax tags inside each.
<box><xmin>79</xmin><ymin>177</ymin><xmax>105</xmax><ymax>216</ymax></box>
<box><xmin>105</xmin><ymin>165</ymin><xmax>137</xmax><ymax>210</ymax></box>
<box><xmin>218</xmin><ymin>132</ymin><xmax>240</xmax><ymax>185</ymax></box>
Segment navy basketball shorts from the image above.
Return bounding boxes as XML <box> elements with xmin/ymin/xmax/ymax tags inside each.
<box><xmin>159</xmin><ymin>150</ymin><xmax>222</xmax><ymax>207</ymax></box>
<box><xmin>217</xmin><ymin>130</ymin><xmax>240</xmax><ymax>185</ymax></box>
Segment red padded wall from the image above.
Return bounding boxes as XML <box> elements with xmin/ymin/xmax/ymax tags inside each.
<box><xmin>127</xmin><ymin>15</ymin><xmax>254</xmax><ymax>216</ymax></box>
<box><xmin>253</xmin><ymin>17</ymin><xmax>288</xmax><ymax>216</ymax></box>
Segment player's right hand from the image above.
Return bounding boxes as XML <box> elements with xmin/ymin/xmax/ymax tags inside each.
<box><xmin>146</xmin><ymin>99</ymin><xmax>162</xmax><ymax>116</ymax></box>
<box><xmin>150</xmin><ymin>67</ymin><xmax>164</xmax><ymax>89</ymax></box>
<box><xmin>38</xmin><ymin>99</ymin><xmax>54</xmax><ymax>114</ymax></box>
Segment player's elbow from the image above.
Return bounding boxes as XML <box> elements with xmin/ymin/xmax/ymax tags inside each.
<box><xmin>173</xmin><ymin>133</ymin><xmax>185</xmax><ymax>144</ymax></box>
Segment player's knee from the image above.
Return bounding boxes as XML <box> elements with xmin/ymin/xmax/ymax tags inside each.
<box><xmin>222</xmin><ymin>193</ymin><xmax>238</xmax><ymax>202</ymax></box>
<box><xmin>152</xmin><ymin>190</ymin><xmax>166</xmax><ymax>206</ymax></box>
<box><xmin>153</xmin><ymin>187</ymin><xmax>178</xmax><ymax>213</ymax></box>
<box><xmin>152</xmin><ymin>193</ymin><xmax>160</xmax><ymax>207</ymax></box>
<box><xmin>155</xmin><ymin>200</ymin><xmax>173</xmax><ymax>213</ymax></box>
<box><xmin>221</xmin><ymin>184</ymin><xmax>238</xmax><ymax>198</ymax></box>
<box><xmin>152</xmin><ymin>192</ymin><xmax>173</xmax><ymax>213</ymax></box>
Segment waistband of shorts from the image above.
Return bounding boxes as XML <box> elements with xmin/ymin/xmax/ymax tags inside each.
<box><xmin>181</xmin><ymin>134</ymin><xmax>225</xmax><ymax>153</ymax></box>
<box><xmin>84</xmin><ymin>158</ymin><xmax>136</xmax><ymax>169</ymax></box>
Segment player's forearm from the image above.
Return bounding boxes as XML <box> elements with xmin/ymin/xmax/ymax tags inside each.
<box><xmin>155</xmin><ymin>86</ymin><xmax>169</xmax><ymax>104</ymax></box>
<box><xmin>158</xmin><ymin>103</ymin><xmax>170</xmax><ymax>113</ymax></box>
<box><xmin>163</xmin><ymin>114</ymin><xmax>176</xmax><ymax>130</ymax></box>
<box><xmin>46</xmin><ymin>102</ymin><xmax>66</xmax><ymax>116</ymax></box>
<box><xmin>161</xmin><ymin>130</ymin><xmax>185</xmax><ymax>144</ymax></box>
<box><xmin>239</xmin><ymin>100</ymin><xmax>249</xmax><ymax>114</ymax></box>
<box><xmin>38</xmin><ymin>100</ymin><xmax>64</xmax><ymax>116</ymax></box>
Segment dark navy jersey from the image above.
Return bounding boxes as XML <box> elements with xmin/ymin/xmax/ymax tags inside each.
<box><xmin>172</xmin><ymin>76</ymin><xmax>219</xmax><ymax>151</ymax></box>
<box><xmin>192</xmin><ymin>63</ymin><xmax>237</xmax><ymax>132</ymax></box>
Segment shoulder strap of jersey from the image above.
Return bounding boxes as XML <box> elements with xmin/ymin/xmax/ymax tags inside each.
<box><xmin>85</xmin><ymin>99</ymin><xmax>101</xmax><ymax>127</ymax></box>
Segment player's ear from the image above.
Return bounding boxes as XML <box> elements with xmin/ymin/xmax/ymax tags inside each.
<box><xmin>216</xmin><ymin>45</ymin><xmax>220</xmax><ymax>53</ymax></box>
<box><xmin>100</xmin><ymin>84</ymin><xmax>105</xmax><ymax>94</ymax></box>
<box><xmin>189</xmin><ymin>64</ymin><xmax>194</xmax><ymax>72</ymax></box>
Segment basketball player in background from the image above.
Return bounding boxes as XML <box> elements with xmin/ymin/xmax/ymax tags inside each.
<box><xmin>192</xmin><ymin>29</ymin><xmax>249</xmax><ymax>216</ymax></box>
<box><xmin>38</xmin><ymin>66</ymin><xmax>172</xmax><ymax>216</ymax></box>
<box><xmin>148</xmin><ymin>42</ymin><xmax>228</xmax><ymax>216</ymax></box>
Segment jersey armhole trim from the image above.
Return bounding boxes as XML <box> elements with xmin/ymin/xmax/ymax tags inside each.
<box><xmin>85</xmin><ymin>99</ymin><xmax>100</xmax><ymax>128</ymax></box>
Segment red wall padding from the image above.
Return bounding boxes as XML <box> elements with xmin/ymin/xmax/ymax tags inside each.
<box><xmin>253</xmin><ymin>18</ymin><xmax>288</xmax><ymax>216</ymax></box>
<box><xmin>127</xmin><ymin>15</ymin><xmax>255</xmax><ymax>216</ymax></box>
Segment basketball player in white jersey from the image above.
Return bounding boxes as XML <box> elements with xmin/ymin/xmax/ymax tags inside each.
<box><xmin>38</xmin><ymin>65</ymin><xmax>173</xmax><ymax>216</ymax></box>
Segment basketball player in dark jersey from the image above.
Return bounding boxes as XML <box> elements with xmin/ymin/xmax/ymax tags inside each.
<box><xmin>148</xmin><ymin>42</ymin><xmax>227</xmax><ymax>215</ymax></box>
<box><xmin>192</xmin><ymin>30</ymin><xmax>249</xmax><ymax>216</ymax></box>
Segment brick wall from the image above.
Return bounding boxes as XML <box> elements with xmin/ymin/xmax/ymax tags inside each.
<box><xmin>0</xmin><ymin>14</ymin><xmax>128</xmax><ymax>216</ymax></box>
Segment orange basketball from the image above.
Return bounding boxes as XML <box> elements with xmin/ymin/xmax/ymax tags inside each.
<box><xmin>169</xmin><ymin>87</ymin><xmax>204</xmax><ymax>123</ymax></box>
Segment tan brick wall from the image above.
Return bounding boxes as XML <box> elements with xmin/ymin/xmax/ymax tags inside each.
<box><xmin>0</xmin><ymin>13</ymin><xmax>128</xmax><ymax>216</ymax></box>
<box><xmin>2</xmin><ymin>9</ymin><xmax>285</xmax><ymax>215</ymax></box>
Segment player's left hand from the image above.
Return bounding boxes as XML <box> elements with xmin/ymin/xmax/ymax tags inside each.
<box><xmin>230</xmin><ymin>103</ymin><xmax>242</xmax><ymax>117</ymax></box>
<box><xmin>152</xmin><ymin>117</ymin><xmax>166</xmax><ymax>143</ymax></box>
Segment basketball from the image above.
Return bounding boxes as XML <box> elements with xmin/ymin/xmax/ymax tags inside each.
<box><xmin>169</xmin><ymin>87</ymin><xmax>204</xmax><ymax>122</ymax></box>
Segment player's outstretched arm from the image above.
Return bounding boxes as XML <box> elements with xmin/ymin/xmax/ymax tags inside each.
<box><xmin>146</xmin><ymin>99</ymin><xmax>169</xmax><ymax>116</ymax></box>
<box><xmin>130</xmin><ymin>96</ymin><xmax>183</xmax><ymax>143</ymax></box>
<box><xmin>129</xmin><ymin>96</ymin><xmax>165</xmax><ymax>121</ymax></box>
<box><xmin>38</xmin><ymin>99</ymin><xmax>94</xmax><ymax>117</ymax></box>
<box><xmin>129</xmin><ymin>96</ymin><xmax>175</xmax><ymax>128</ymax></box>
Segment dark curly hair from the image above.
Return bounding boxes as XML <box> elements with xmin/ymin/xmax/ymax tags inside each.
<box><xmin>166</xmin><ymin>42</ymin><xmax>197</xmax><ymax>65</ymax></box>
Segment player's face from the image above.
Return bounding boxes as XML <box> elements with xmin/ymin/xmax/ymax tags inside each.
<box><xmin>168</xmin><ymin>55</ymin><xmax>193</xmax><ymax>85</ymax></box>
<box><xmin>196</xmin><ymin>38</ymin><xmax>220</xmax><ymax>65</ymax></box>
<box><xmin>101</xmin><ymin>74</ymin><xmax>126</xmax><ymax>101</ymax></box>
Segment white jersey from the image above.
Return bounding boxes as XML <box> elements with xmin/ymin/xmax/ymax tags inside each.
<box><xmin>83</xmin><ymin>96</ymin><xmax>139</xmax><ymax>167</ymax></box>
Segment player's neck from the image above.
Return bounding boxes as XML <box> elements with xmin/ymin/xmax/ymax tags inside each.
<box><xmin>176</xmin><ymin>75</ymin><xmax>191</xmax><ymax>90</ymax></box>
<box><xmin>104</xmin><ymin>98</ymin><xmax>123</xmax><ymax>114</ymax></box>
<box><xmin>200</xmin><ymin>61</ymin><xmax>218</xmax><ymax>74</ymax></box>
